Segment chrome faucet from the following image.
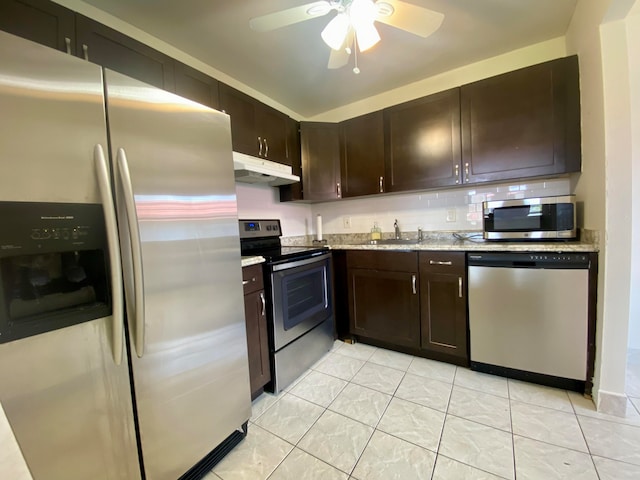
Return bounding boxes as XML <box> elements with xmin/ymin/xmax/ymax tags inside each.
<box><xmin>394</xmin><ymin>219</ymin><xmax>400</xmax><ymax>239</ymax></box>
<box><xmin>418</xmin><ymin>227</ymin><xmax>423</xmax><ymax>242</ymax></box>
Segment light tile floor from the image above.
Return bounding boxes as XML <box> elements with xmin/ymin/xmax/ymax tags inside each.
<box><xmin>207</xmin><ymin>343</ymin><xmax>640</xmax><ymax>480</ymax></box>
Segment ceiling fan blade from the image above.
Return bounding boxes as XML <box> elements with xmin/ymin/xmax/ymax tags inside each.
<box><xmin>327</xmin><ymin>29</ymin><xmax>354</xmax><ymax>69</ymax></box>
<box><xmin>375</xmin><ymin>0</ymin><xmax>444</xmax><ymax>38</ymax></box>
<box><xmin>328</xmin><ymin>48</ymin><xmax>350</xmax><ymax>69</ymax></box>
<box><xmin>250</xmin><ymin>1</ymin><xmax>333</xmax><ymax>32</ymax></box>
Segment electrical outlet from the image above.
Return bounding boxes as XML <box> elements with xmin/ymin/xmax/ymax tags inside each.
<box><xmin>343</xmin><ymin>216</ymin><xmax>352</xmax><ymax>229</ymax></box>
<box><xmin>446</xmin><ymin>208</ymin><xmax>457</xmax><ymax>222</ymax></box>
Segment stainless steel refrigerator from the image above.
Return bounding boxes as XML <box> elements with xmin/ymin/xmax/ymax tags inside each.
<box><xmin>0</xmin><ymin>30</ymin><xmax>251</xmax><ymax>479</ymax></box>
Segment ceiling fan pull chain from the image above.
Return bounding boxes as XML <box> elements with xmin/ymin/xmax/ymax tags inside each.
<box><xmin>353</xmin><ymin>35</ymin><xmax>360</xmax><ymax>74</ymax></box>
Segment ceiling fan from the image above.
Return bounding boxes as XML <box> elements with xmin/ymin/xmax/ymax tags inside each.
<box><xmin>249</xmin><ymin>0</ymin><xmax>444</xmax><ymax>73</ymax></box>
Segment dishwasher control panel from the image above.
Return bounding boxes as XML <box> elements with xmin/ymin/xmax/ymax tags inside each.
<box><xmin>467</xmin><ymin>252</ymin><xmax>590</xmax><ymax>269</ymax></box>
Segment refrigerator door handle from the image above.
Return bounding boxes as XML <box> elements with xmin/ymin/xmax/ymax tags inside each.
<box><xmin>116</xmin><ymin>147</ymin><xmax>146</xmax><ymax>357</ymax></box>
<box><xmin>94</xmin><ymin>144</ymin><xmax>124</xmax><ymax>365</ymax></box>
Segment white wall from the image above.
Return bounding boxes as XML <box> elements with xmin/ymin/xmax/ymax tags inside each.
<box><xmin>627</xmin><ymin>7</ymin><xmax>640</xmax><ymax>349</ymax></box>
<box><xmin>566</xmin><ymin>0</ymin><xmax>638</xmax><ymax>412</ymax></box>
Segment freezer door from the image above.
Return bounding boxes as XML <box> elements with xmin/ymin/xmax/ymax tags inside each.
<box><xmin>0</xmin><ymin>31</ymin><xmax>140</xmax><ymax>479</ymax></box>
<box><xmin>104</xmin><ymin>69</ymin><xmax>251</xmax><ymax>479</ymax></box>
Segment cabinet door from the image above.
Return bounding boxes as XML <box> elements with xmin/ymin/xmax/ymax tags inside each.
<box><xmin>461</xmin><ymin>56</ymin><xmax>581</xmax><ymax>183</ymax></box>
<box><xmin>0</xmin><ymin>0</ymin><xmax>75</xmax><ymax>54</ymax></box>
<box><xmin>218</xmin><ymin>83</ymin><xmax>258</xmax><ymax>156</ymax></box>
<box><xmin>280</xmin><ymin>118</ymin><xmax>303</xmax><ymax>202</ymax></box>
<box><xmin>256</xmin><ymin>104</ymin><xmax>290</xmax><ymax>165</ymax></box>
<box><xmin>243</xmin><ymin>290</ymin><xmax>271</xmax><ymax>398</ymax></box>
<box><xmin>75</xmin><ymin>15</ymin><xmax>175</xmax><ymax>91</ymax></box>
<box><xmin>384</xmin><ymin>89</ymin><xmax>462</xmax><ymax>191</ymax></box>
<box><xmin>300</xmin><ymin>122</ymin><xmax>341</xmax><ymax>201</ymax></box>
<box><xmin>348</xmin><ymin>252</ymin><xmax>420</xmax><ymax>348</ymax></box>
<box><xmin>174</xmin><ymin>61</ymin><xmax>219</xmax><ymax>109</ymax></box>
<box><xmin>341</xmin><ymin>110</ymin><xmax>385</xmax><ymax>197</ymax></box>
<box><xmin>419</xmin><ymin>252</ymin><xmax>467</xmax><ymax>361</ymax></box>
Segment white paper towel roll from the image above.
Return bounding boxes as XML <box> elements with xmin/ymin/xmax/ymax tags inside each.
<box><xmin>316</xmin><ymin>214</ymin><xmax>323</xmax><ymax>241</ymax></box>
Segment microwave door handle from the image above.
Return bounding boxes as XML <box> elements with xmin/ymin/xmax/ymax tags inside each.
<box><xmin>94</xmin><ymin>144</ymin><xmax>124</xmax><ymax>366</ymax></box>
<box><xmin>116</xmin><ymin>147</ymin><xmax>146</xmax><ymax>358</ymax></box>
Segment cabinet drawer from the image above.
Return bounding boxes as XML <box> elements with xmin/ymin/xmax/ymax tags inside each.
<box><xmin>347</xmin><ymin>251</ymin><xmax>417</xmax><ymax>271</ymax></box>
<box><xmin>242</xmin><ymin>264</ymin><xmax>264</xmax><ymax>295</ymax></box>
<box><xmin>419</xmin><ymin>251</ymin><xmax>465</xmax><ymax>273</ymax></box>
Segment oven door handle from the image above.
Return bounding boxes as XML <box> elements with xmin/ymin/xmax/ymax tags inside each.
<box><xmin>271</xmin><ymin>252</ymin><xmax>331</xmax><ymax>271</ymax></box>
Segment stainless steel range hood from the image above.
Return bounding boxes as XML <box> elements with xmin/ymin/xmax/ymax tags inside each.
<box><xmin>233</xmin><ymin>152</ymin><xmax>300</xmax><ymax>186</ymax></box>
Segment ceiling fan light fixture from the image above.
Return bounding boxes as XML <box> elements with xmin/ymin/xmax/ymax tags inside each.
<box><xmin>349</xmin><ymin>0</ymin><xmax>378</xmax><ymax>27</ymax></box>
<box><xmin>355</xmin><ymin>21</ymin><xmax>380</xmax><ymax>51</ymax></box>
<box><xmin>321</xmin><ymin>13</ymin><xmax>350</xmax><ymax>50</ymax></box>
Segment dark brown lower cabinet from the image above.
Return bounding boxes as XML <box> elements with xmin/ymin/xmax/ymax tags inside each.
<box><xmin>242</xmin><ymin>264</ymin><xmax>270</xmax><ymax>399</ymax></box>
<box><xmin>347</xmin><ymin>251</ymin><xmax>420</xmax><ymax>348</ymax></box>
<box><xmin>419</xmin><ymin>252</ymin><xmax>468</xmax><ymax>364</ymax></box>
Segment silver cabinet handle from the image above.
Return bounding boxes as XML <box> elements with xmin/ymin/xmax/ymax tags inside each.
<box><xmin>82</xmin><ymin>44</ymin><xmax>89</xmax><ymax>60</ymax></box>
<box><xmin>411</xmin><ymin>274</ymin><xmax>417</xmax><ymax>295</ymax></box>
<box><xmin>459</xmin><ymin>277</ymin><xmax>463</xmax><ymax>298</ymax></box>
<box><xmin>464</xmin><ymin>162</ymin><xmax>470</xmax><ymax>183</ymax></box>
<box><xmin>264</xmin><ymin>138</ymin><xmax>269</xmax><ymax>157</ymax></box>
<box><xmin>336</xmin><ymin>182</ymin><xmax>342</xmax><ymax>198</ymax></box>
<box><xmin>116</xmin><ymin>148</ymin><xmax>146</xmax><ymax>358</ymax></box>
<box><xmin>454</xmin><ymin>164</ymin><xmax>460</xmax><ymax>184</ymax></box>
<box><xmin>379</xmin><ymin>176</ymin><xmax>384</xmax><ymax>193</ymax></box>
<box><xmin>94</xmin><ymin>145</ymin><xmax>124</xmax><ymax>366</ymax></box>
<box><xmin>259</xmin><ymin>292</ymin><xmax>266</xmax><ymax>317</ymax></box>
<box><xmin>258</xmin><ymin>136</ymin><xmax>263</xmax><ymax>156</ymax></box>
<box><xmin>64</xmin><ymin>37</ymin><xmax>71</xmax><ymax>55</ymax></box>
<box><xmin>242</xmin><ymin>280</ymin><xmax>249</xmax><ymax>286</ymax></box>
<box><xmin>430</xmin><ymin>260</ymin><xmax>453</xmax><ymax>266</ymax></box>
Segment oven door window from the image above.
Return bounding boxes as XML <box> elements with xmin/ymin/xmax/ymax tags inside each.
<box><xmin>271</xmin><ymin>255</ymin><xmax>333</xmax><ymax>352</ymax></box>
<box><xmin>0</xmin><ymin>249</ymin><xmax>111</xmax><ymax>343</ymax></box>
<box><xmin>281</xmin><ymin>265</ymin><xmax>328</xmax><ymax>331</ymax></box>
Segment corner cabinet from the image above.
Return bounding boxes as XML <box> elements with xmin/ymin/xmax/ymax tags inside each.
<box><xmin>242</xmin><ymin>264</ymin><xmax>271</xmax><ymax>399</ymax></box>
<box><xmin>461</xmin><ymin>55</ymin><xmax>581</xmax><ymax>183</ymax></box>
<box><xmin>219</xmin><ymin>83</ymin><xmax>290</xmax><ymax>165</ymax></box>
<box><xmin>419</xmin><ymin>252</ymin><xmax>468</xmax><ymax>364</ymax></box>
<box><xmin>384</xmin><ymin>88</ymin><xmax>462</xmax><ymax>190</ymax></box>
<box><xmin>347</xmin><ymin>251</ymin><xmax>420</xmax><ymax>348</ymax></box>
<box><xmin>300</xmin><ymin>122</ymin><xmax>342</xmax><ymax>201</ymax></box>
<box><xmin>341</xmin><ymin>110</ymin><xmax>385</xmax><ymax>197</ymax></box>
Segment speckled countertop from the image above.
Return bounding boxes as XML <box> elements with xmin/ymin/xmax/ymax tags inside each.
<box><xmin>281</xmin><ymin>230</ymin><xmax>599</xmax><ymax>253</ymax></box>
<box><xmin>241</xmin><ymin>256</ymin><xmax>265</xmax><ymax>267</ymax></box>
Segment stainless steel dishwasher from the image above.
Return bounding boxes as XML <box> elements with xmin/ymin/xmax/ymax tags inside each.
<box><xmin>467</xmin><ymin>252</ymin><xmax>591</xmax><ymax>389</ymax></box>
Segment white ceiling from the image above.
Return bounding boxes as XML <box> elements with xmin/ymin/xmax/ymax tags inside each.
<box><xmin>82</xmin><ymin>0</ymin><xmax>578</xmax><ymax>118</ymax></box>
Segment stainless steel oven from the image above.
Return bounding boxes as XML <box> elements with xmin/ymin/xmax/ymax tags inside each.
<box><xmin>239</xmin><ymin>219</ymin><xmax>334</xmax><ymax>393</ymax></box>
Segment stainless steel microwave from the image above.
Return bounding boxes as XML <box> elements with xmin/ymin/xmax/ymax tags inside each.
<box><xmin>482</xmin><ymin>195</ymin><xmax>577</xmax><ymax>240</ymax></box>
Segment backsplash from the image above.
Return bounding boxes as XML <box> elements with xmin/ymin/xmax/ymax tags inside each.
<box><xmin>234</xmin><ymin>177</ymin><xmax>573</xmax><ymax>238</ymax></box>
<box><xmin>312</xmin><ymin>177</ymin><xmax>572</xmax><ymax>236</ymax></box>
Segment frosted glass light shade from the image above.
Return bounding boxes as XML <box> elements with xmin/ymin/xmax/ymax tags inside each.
<box><xmin>321</xmin><ymin>13</ymin><xmax>350</xmax><ymax>50</ymax></box>
<box><xmin>356</xmin><ymin>21</ymin><xmax>380</xmax><ymax>51</ymax></box>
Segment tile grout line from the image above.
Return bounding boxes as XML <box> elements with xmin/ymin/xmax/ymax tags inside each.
<box><xmin>507</xmin><ymin>378</ymin><xmax>517</xmax><ymax>480</ymax></box>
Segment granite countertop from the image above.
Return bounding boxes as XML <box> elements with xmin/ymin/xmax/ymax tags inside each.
<box><xmin>241</xmin><ymin>256</ymin><xmax>265</xmax><ymax>267</ymax></box>
<box><xmin>282</xmin><ymin>231</ymin><xmax>599</xmax><ymax>253</ymax></box>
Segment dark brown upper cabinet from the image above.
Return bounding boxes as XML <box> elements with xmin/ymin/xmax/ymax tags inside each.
<box><xmin>280</xmin><ymin>118</ymin><xmax>303</xmax><ymax>202</ymax></box>
<box><xmin>384</xmin><ymin>88</ymin><xmax>462</xmax><ymax>191</ymax></box>
<box><xmin>341</xmin><ymin>110</ymin><xmax>385</xmax><ymax>197</ymax></box>
<box><xmin>219</xmin><ymin>83</ymin><xmax>290</xmax><ymax>165</ymax></box>
<box><xmin>0</xmin><ymin>0</ymin><xmax>75</xmax><ymax>54</ymax></box>
<box><xmin>174</xmin><ymin>61</ymin><xmax>219</xmax><ymax>110</ymax></box>
<box><xmin>75</xmin><ymin>15</ymin><xmax>175</xmax><ymax>92</ymax></box>
<box><xmin>460</xmin><ymin>55</ymin><xmax>581</xmax><ymax>184</ymax></box>
<box><xmin>300</xmin><ymin>122</ymin><xmax>341</xmax><ymax>202</ymax></box>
